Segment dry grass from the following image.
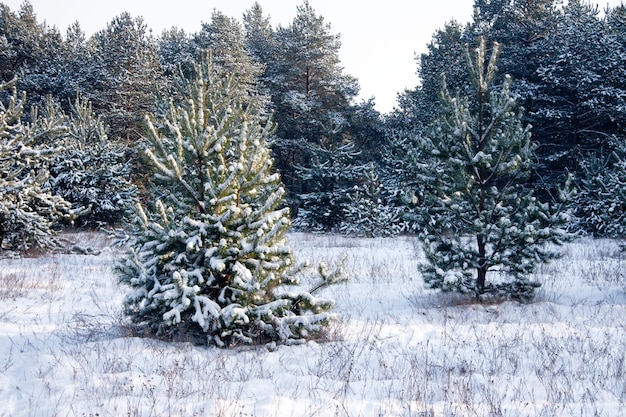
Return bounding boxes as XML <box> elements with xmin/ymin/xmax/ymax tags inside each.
<box><xmin>0</xmin><ymin>261</ymin><xmax>62</xmax><ymax>301</ymax></box>
<box><xmin>0</xmin><ymin>233</ymin><xmax>625</xmax><ymax>417</ymax></box>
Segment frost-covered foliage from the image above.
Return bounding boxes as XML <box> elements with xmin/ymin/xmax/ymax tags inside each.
<box><xmin>47</xmin><ymin>96</ymin><xmax>137</xmax><ymax>227</ymax></box>
<box><xmin>87</xmin><ymin>12</ymin><xmax>163</xmax><ymax>143</ymax></box>
<box><xmin>410</xmin><ymin>39</ymin><xmax>571</xmax><ymax>301</ymax></box>
<box><xmin>293</xmin><ymin>139</ymin><xmax>367</xmax><ymax>232</ymax></box>
<box><xmin>340</xmin><ymin>165</ymin><xmax>404</xmax><ymax>237</ymax></box>
<box><xmin>379</xmin><ymin>133</ymin><xmax>426</xmax><ymax>236</ymax></box>
<box><xmin>117</xmin><ymin>58</ymin><xmax>347</xmax><ymax>347</ymax></box>
<box><xmin>573</xmin><ymin>137</ymin><xmax>626</xmax><ymax>237</ymax></box>
<box><xmin>265</xmin><ymin>2</ymin><xmax>360</xmax><ymax>206</ymax></box>
<box><xmin>0</xmin><ymin>77</ymin><xmax>71</xmax><ymax>252</ymax></box>
<box><xmin>530</xmin><ymin>1</ymin><xmax>626</xmax><ymax>190</ymax></box>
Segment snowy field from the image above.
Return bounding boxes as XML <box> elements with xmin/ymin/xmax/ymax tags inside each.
<box><xmin>1</xmin><ymin>231</ymin><xmax>625</xmax><ymax>417</ymax></box>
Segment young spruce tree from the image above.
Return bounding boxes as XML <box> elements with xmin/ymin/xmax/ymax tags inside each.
<box><xmin>340</xmin><ymin>164</ymin><xmax>404</xmax><ymax>237</ymax></box>
<box><xmin>117</xmin><ymin>57</ymin><xmax>346</xmax><ymax>347</ymax></box>
<box><xmin>412</xmin><ymin>39</ymin><xmax>571</xmax><ymax>301</ymax></box>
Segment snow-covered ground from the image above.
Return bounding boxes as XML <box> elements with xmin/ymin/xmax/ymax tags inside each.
<box><xmin>1</xmin><ymin>232</ymin><xmax>625</xmax><ymax>417</ymax></box>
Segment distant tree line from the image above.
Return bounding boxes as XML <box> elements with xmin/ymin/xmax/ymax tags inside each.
<box><xmin>0</xmin><ymin>0</ymin><xmax>626</xmax><ymax>244</ymax></box>
<box><xmin>389</xmin><ymin>0</ymin><xmax>626</xmax><ymax>238</ymax></box>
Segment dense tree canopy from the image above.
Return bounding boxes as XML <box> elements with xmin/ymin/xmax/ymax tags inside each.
<box><xmin>391</xmin><ymin>0</ymin><xmax>626</xmax><ymax>237</ymax></box>
<box><xmin>1</xmin><ymin>0</ymin><xmax>625</xmax><ymax>246</ymax></box>
<box><xmin>87</xmin><ymin>12</ymin><xmax>163</xmax><ymax>142</ymax></box>
<box><xmin>0</xmin><ymin>76</ymin><xmax>71</xmax><ymax>251</ymax></box>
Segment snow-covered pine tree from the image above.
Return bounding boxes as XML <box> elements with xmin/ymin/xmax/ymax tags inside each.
<box><xmin>0</xmin><ymin>76</ymin><xmax>71</xmax><ymax>252</ymax></box>
<box><xmin>88</xmin><ymin>12</ymin><xmax>163</xmax><ymax>143</ymax></box>
<box><xmin>268</xmin><ymin>1</ymin><xmax>359</xmax><ymax>209</ymax></box>
<box><xmin>379</xmin><ymin>131</ymin><xmax>425</xmax><ymax>236</ymax></box>
<box><xmin>294</xmin><ymin>136</ymin><xmax>367</xmax><ymax>232</ymax></box>
<box><xmin>340</xmin><ymin>164</ymin><xmax>404</xmax><ymax>237</ymax></box>
<box><xmin>574</xmin><ymin>136</ymin><xmax>626</xmax><ymax>237</ymax></box>
<box><xmin>47</xmin><ymin>96</ymin><xmax>137</xmax><ymax>227</ymax></box>
<box><xmin>117</xmin><ymin>57</ymin><xmax>346</xmax><ymax>347</ymax></box>
<box><xmin>411</xmin><ymin>39</ymin><xmax>571</xmax><ymax>301</ymax></box>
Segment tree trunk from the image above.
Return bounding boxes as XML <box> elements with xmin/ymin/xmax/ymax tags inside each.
<box><xmin>476</xmin><ymin>81</ymin><xmax>488</xmax><ymax>297</ymax></box>
<box><xmin>476</xmin><ymin>234</ymin><xmax>487</xmax><ymax>296</ymax></box>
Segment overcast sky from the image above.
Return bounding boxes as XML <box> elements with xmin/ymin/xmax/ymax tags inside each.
<box><xmin>2</xmin><ymin>0</ymin><xmax>623</xmax><ymax>112</ymax></box>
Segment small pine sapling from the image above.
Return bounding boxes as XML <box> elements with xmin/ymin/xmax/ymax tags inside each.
<box><xmin>117</xmin><ymin>57</ymin><xmax>347</xmax><ymax>347</ymax></box>
<box><xmin>411</xmin><ymin>39</ymin><xmax>571</xmax><ymax>301</ymax></box>
<box><xmin>294</xmin><ymin>138</ymin><xmax>366</xmax><ymax>232</ymax></box>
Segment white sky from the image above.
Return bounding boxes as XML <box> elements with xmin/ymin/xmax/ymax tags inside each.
<box><xmin>2</xmin><ymin>0</ymin><xmax>623</xmax><ymax>112</ymax></box>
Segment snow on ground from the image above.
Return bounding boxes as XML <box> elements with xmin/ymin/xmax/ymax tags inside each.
<box><xmin>1</xmin><ymin>232</ymin><xmax>625</xmax><ymax>417</ymax></box>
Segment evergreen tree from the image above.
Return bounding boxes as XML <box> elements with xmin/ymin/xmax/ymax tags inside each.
<box><xmin>193</xmin><ymin>10</ymin><xmax>264</xmax><ymax>95</ymax></box>
<box><xmin>394</xmin><ymin>0</ymin><xmax>626</xmax><ymax>239</ymax></box>
<box><xmin>243</xmin><ymin>2</ymin><xmax>277</xmax><ymax>76</ymax></box>
<box><xmin>411</xmin><ymin>39</ymin><xmax>570</xmax><ymax>301</ymax></box>
<box><xmin>0</xmin><ymin>76</ymin><xmax>70</xmax><ymax>252</ymax></box>
<box><xmin>290</xmin><ymin>104</ymin><xmax>383</xmax><ymax>232</ymax></box>
<box><xmin>156</xmin><ymin>27</ymin><xmax>196</xmax><ymax>80</ymax></box>
<box><xmin>377</xmin><ymin>134</ymin><xmax>422</xmax><ymax>235</ymax></box>
<box><xmin>0</xmin><ymin>1</ymin><xmax>68</xmax><ymax>115</ymax></box>
<box><xmin>467</xmin><ymin>0</ymin><xmax>626</xmax><ymax>202</ymax></box>
<box><xmin>269</xmin><ymin>1</ymin><xmax>359</xmax><ymax>207</ymax></box>
<box><xmin>56</xmin><ymin>22</ymin><xmax>95</xmax><ymax>110</ymax></box>
<box><xmin>47</xmin><ymin>96</ymin><xmax>137</xmax><ymax>227</ymax></box>
<box><xmin>531</xmin><ymin>0</ymin><xmax>618</xmax><ymax>189</ymax></box>
<box><xmin>117</xmin><ymin>58</ymin><xmax>346</xmax><ymax>347</ymax></box>
<box><xmin>340</xmin><ymin>164</ymin><xmax>404</xmax><ymax>237</ymax></box>
<box><xmin>293</xmin><ymin>137</ymin><xmax>366</xmax><ymax>231</ymax></box>
<box><xmin>573</xmin><ymin>137</ymin><xmax>626</xmax><ymax>238</ymax></box>
<box><xmin>347</xmin><ymin>99</ymin><xmax>385</xmax><ymax>162</ymax></box>
<box><xmin>414</xmin><ymin>20</ymin><xmax>470</xmax><ymax>125</ymax></box>
<box><xmin>468</xmin><ymin>0</ymin><xmax>562</xmax><ymax>142</ymax></box>
<box><xmin>157</xmin><ymin>10</ymin><xmax>266</xmax><ymax>107</ymax></box>
<box><xmin>87</xmin><ymin>12</ymin><xmax>163</xmax><ymax>142</ymax></box>
<box><xmin>242</xmin><ymin>3</ymin><xmax>383</xmax><ymax>230</ymax></box>
<box><xmin>243</xmin><ymin>2</ymin><xmax>278</xmax><ymax>99</ymax></box>
<box><xmin>386</xmin><ymin>22</ymin><xmax>470</xmax><ymax>231</ymax></box>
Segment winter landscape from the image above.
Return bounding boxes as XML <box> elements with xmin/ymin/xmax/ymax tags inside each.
<box><xmin>1</xmin><ymin>231</ymin><xmax>625</xmax><ymax>417</ymax></box>
<box><xmin>2</xmin><ymin>1</ymin><xmax>626</xmax><ymax>416</ymax></box>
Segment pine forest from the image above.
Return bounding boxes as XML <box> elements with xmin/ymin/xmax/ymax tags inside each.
<box><xmin>4</xmin><ymin>1</ymin><xmax>626</xmax><ymax>416</ymax></box>
<box><xmin>1</xmin><ymin>0</ymin><xmax>625</xmax><ymax>341</ymax></box>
